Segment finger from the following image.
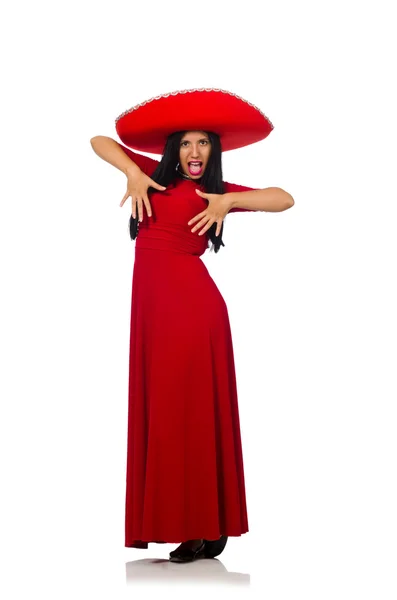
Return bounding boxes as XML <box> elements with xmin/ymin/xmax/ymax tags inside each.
<box><xmin>143</xmin><ymin>195</ymin><xmax>152</xmax><ymax>217</ymax></box>
<box><xmin>151</xmin><ymin>180</ymin><xmax>167</xmax><ymax>191</ymax></box>
<box><xmin>131</xmin><ymin>197</ymin><xmax>137</xmax><ymax>220</ymax></box>
<box><xmin>191</xmin><ymin>216</ymin><xmax>210</xmax><ymax>232</ymax></box>
<box><xmin>215</xmin><ymin>221</ymin><xmax>222</xmax><ymax>236</ymax></box>
<box><xmin>188</xmin><ymin>212</ymin><xmax>206</xmax><ymax>226</ymax></box>
<box><xmin>198</xmin><ymin>220</ymin><xmax>215</xmax><ymax>236</ymax></box>
<box><xmin>120</xmin><ymin>191</ymin><xmax>130</xmax><ymax>207</ymax></box>
<box><xmin>137</xmin><ymin>198</ymin><xmax>143</xmax><ymax>222</ymax></box>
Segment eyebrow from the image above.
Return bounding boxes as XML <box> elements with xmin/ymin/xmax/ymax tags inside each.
<box><xmin>181</xmin><ymin>137</ymin><xmax>209</xmax><ymax>142</ymax></box>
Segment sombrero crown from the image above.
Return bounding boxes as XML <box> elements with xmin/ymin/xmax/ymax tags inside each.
<box><xmin>115</xmin><ymin>87</ymin><xmax>274</xmax><ymax>154</ymax></box>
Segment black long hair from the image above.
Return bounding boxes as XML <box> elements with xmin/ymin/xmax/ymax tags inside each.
<box><xmin>129</xmin><ymin>131</ymin><xmax>226</xmax><ymax>253</ymax></box>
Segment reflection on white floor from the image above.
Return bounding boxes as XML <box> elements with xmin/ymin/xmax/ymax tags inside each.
<box><xmin>125</xmin><ymin>557</ymin><xmax>250</xmax><ymax>587</ymax></box>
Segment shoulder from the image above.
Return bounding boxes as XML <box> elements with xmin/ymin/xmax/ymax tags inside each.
<box><xmin>117</xmin><ymin>143</ymin><xmax>160</xmax><ymax>175</ymax></box>
<box><xmin>223</xmin><ymin>179</ymin><xmax>256</xmax><ymax>193</ymax></box>
<box><xmin>223</xmin><ymin>179</ymin><xmax>257</xmax><ymax>213</ymax></box>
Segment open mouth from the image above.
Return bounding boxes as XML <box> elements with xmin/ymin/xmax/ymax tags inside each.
<box><xmin>188</xmin><ymin>161</ymin><xmax>203</xmax><ymax>175</ymax></box>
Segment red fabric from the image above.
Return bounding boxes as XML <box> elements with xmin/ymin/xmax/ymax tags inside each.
<box><xmin>118</xmin><ymin>143</ymin><xmax>256</xmax><ymax>213</ymax></box>
<box><xmin>116</xmin><ymin>88</ymin><xmax>274</xmax><ymax>154</ymax></box>
<box><xmin>122</xmin><ymin>147</ymin><xmax>252</xmax><ymax>548</ymax></box>
<box><xmin>224</xmin><ymin>180</ymin><xmax>258</xmax><ymax>213</ymax></box>
<box><xmin>119</xmin><ymin>145</ymin><xmax>159</xmax><ymax>179</ymax></box>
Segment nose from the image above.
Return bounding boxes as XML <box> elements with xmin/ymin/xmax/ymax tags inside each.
<box><xmin>190</xmin><ymin>143</ymin><xmax>201</xmax><ymax>158</ymax></box>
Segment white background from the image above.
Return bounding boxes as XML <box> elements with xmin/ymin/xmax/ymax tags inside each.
<box><xmin>1</xmin><ymin>0</ymin><xmax>396</xmax><ymax>598</ymax></box>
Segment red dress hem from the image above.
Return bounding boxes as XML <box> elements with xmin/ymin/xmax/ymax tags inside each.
<box><xmin>126</xmin><ymin>529</ymin><xmax>249</xmax><ymax>549</ymax></box>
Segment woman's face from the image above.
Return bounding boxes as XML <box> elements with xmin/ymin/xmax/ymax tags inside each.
<box><xmin>179</xmin><ymin>131</ymin><xmax>212</xmax><ymax>179</ymax></box>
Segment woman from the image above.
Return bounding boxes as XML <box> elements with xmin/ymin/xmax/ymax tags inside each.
<box><xmin>90</xmin><ymin>88</ymin><xmax>294</xmax><ymax>563</ymax></box>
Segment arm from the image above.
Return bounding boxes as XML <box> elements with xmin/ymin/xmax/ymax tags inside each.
<box><xmin>90</xmin><ymin>136</ymin><xmax>160</xmax><ymax>177</ymax></box>
<box><xmin>224</xmin><ymin>180</ymin><xmax>294</xmax><ymax>212</ymax></box>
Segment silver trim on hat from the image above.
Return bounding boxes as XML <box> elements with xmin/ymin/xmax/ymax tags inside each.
<box><xmin>115</xmin><ymin>87</ymin><xmax>274</xmax><ymax>128</ymax></box>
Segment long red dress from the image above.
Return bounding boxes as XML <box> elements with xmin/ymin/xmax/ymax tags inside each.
<box><xmin>120</xmin><ymin>145</ymin><xmax>256</xmax><ymax>548</ymax></box>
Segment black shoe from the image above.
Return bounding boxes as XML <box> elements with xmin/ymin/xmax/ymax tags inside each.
<box><xmin>203</xmin><ymin>535</ymin><xmax>228</xmax><ymax>558</ymax></box>
<box><xmin>169</xmin><ymin>540</ymin><xmax>206</xmax><ymax>563</ymax></box>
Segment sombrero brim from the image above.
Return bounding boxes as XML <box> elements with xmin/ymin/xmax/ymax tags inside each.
<box><xmin>115</xmin><ymin>88</ymin><xmax>274</xmax><ymax>154</ymax></box>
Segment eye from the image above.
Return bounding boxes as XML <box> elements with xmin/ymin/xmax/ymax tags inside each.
<box><xmin>200</xmin><ymin>140</ymin><xmax>209</xmax><ymax>145</ymax></box>
<box><xmin>181</xmin><ymin>141</ymin><xmax>189</xmax><ymax>147</ymax></box>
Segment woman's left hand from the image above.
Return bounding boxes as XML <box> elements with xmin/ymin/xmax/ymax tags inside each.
<box><xmin>188</xmin><ymin>189</ymin><xmax>232</xmax><ymax>237</ymax></box>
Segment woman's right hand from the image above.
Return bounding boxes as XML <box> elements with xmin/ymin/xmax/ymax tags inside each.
<box><xmin>119</xmin><ymin>168</ymin><xmax>166</xmax><ymax>221</ymax></box>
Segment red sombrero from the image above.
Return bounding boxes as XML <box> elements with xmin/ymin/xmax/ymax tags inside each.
<box><xmin>115</xmin><ymin>87</ymin><xmax>274</xmax><ymax>154</ymax></box>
